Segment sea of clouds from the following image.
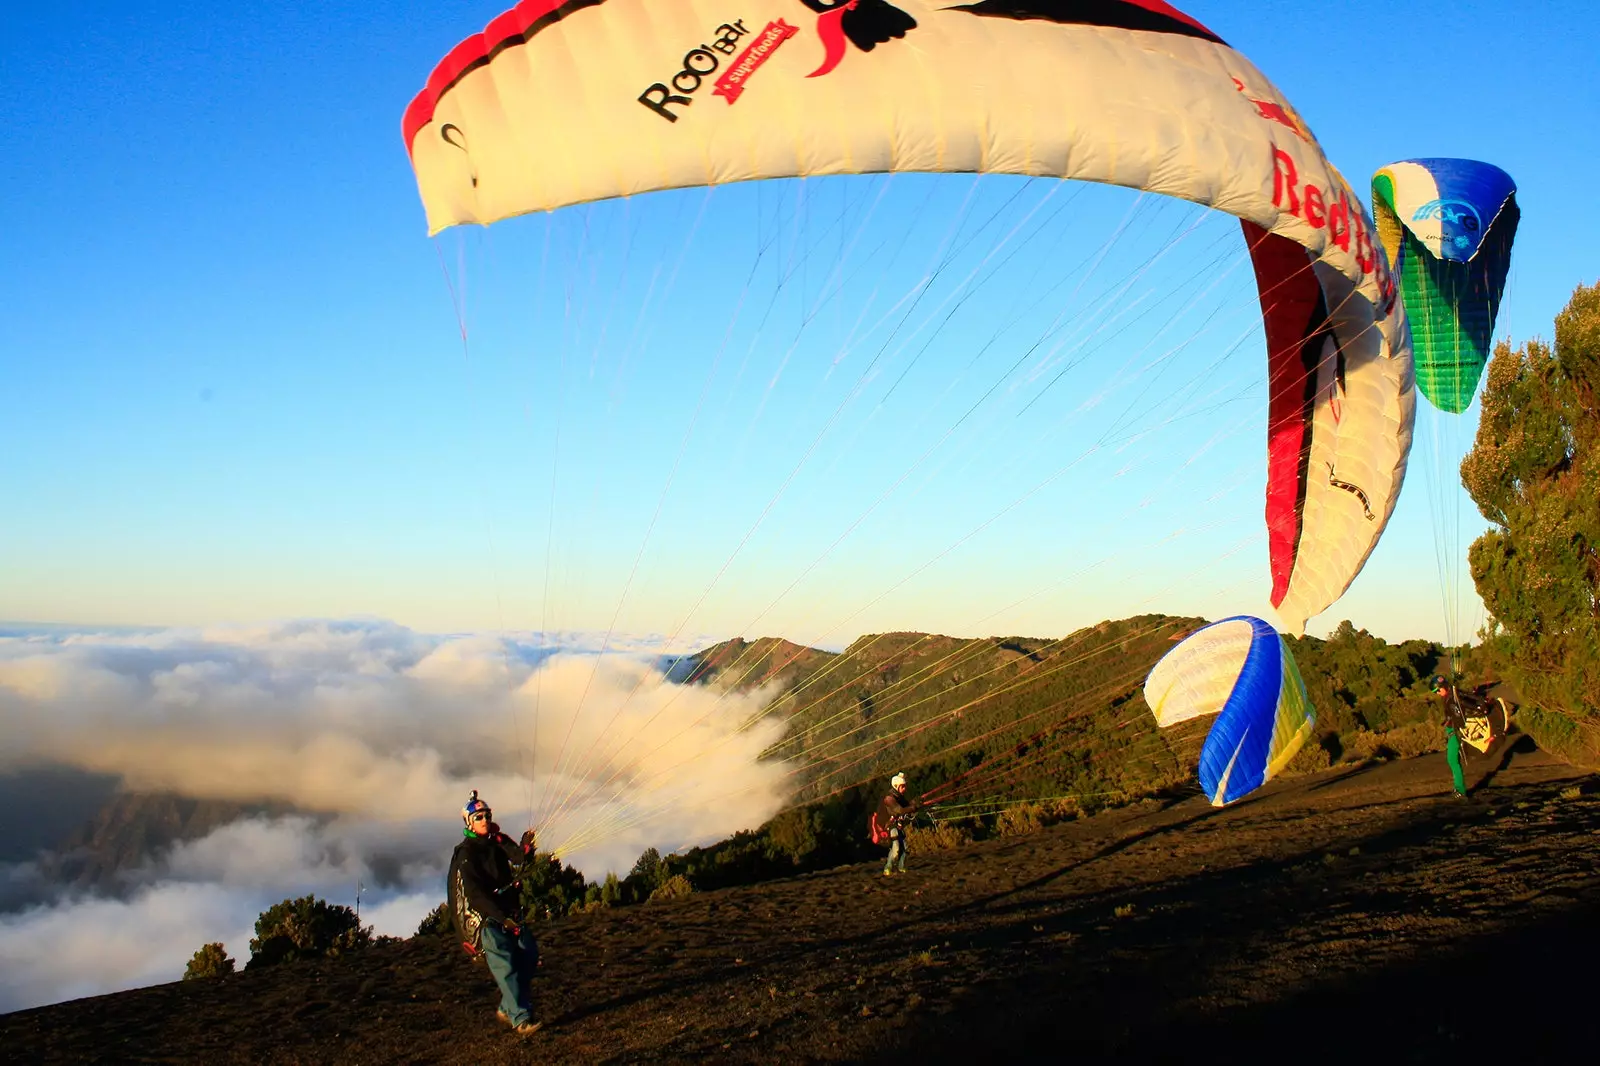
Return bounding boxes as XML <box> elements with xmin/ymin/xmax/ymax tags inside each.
<box><xmin>0</xmin><ymin>619</ymin><xmax>793</xmax><ymax>1012</ymax></box>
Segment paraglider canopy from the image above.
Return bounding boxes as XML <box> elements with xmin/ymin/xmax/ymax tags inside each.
<box><xmin>1372</xmin><ymin>158</ymin><xmax>1518</xmax><ymax>414</ymax></box>
<box><xmin>1144</xmin><ymin>615</ymin><xmax>1314</xmax><ymax>805</ymax></box>
<box><xmin>402</xmin><ymin>0</ymin><xmax>1414</xmax><ymax>634</ymax></box>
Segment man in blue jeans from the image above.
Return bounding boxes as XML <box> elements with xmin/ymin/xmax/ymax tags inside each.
<box><xmin>447</xmin><ymin>790</ymin><xmax>541</xmax><ymax>1035</ymax></box>
<box><xmin>876</xmin><ymin>772</ymin><xmax>916</xmax><ymax>875</ymax></box>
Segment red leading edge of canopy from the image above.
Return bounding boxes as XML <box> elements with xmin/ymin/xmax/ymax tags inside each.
<box><xmin>1114</xmin><ymin>0</ymin><xmax>1216</xmax><ymax>38</ymax></box>
<box><xmin>402</xmin><ymin>0</ymin><xmax>1221</xmax><ymax>157</ymax></box>
<box><xmin>403</xmin><ymin>0</ymin><xmax>578</xmax><ymax>157</ymax></box>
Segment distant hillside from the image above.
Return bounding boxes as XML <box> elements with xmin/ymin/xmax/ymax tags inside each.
<box><xmin>692</xmin><ymin>615</ymin><xmax>1210</xmax><ymax>810</ymax></box>
<box><xmin>30</xmin><ymin>792</ymin><xmax>303</xmax><ymax>896</ymax></box>
<box><xmin>682</xmin><ymin>615</ymin><xmax>1479</xmax><ymax>813</ymax></box>
<box><xmin>670</xmin><ymin>636</ymin><xmax>837</xmax><ymax>691</ymax></box>
<box><xmin>630</xmin><ymin>613</ymin><xmax>1489</xmax><ymax>898</ymax></box>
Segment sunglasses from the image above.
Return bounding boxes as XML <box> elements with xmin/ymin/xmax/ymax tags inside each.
<box><xmin>470</xmin><ymin>812</ymin><xmax>490</xmax><ymax>822</ymax></box>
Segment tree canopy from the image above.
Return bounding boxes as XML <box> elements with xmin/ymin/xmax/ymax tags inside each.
<box><xmin>1461</xmin><ymin>282</ymin><xmax>1600</xmax><ymax>766</ymax></box>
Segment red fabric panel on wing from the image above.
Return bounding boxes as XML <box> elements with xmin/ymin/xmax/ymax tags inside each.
<box><xmin>403</xmin><ymin>0</ymin><xmax>601</xmax><ymax>156</ymax></box>
<box><xmin>1241</xmin><ymin>220</ymin><xmax>1326</xmax><ymax>608</ymax></box>
<box><xmin>1118</xmin><ymin>0</ymin><xmax>1220</xmax><ymax>39</ymax></box>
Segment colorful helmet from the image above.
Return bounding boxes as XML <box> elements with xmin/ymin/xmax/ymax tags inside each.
<box><xmin>891</xmin><ymin>772</ymin><xmax>907</xmax><ymax>789</ymax></box>
<box><xmin>1430</xmin><ymin>675</ymin><xmax>1449</xmax><ymax>693</ymax></box>
<box><xmin>462</xmin><ymin>789</ymin><xmax>491</xmax><ymax>825</ymax></box>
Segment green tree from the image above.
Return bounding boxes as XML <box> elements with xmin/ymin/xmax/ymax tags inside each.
<box><xmin>182</xmin><ymin>942</ymin><xmax>235</xmax><ymax>980</ymax></box>
<box><xmin>518</xmin><ymin>852</ymin><xmax>590</xmax><ymax>921</ymax></box>
<box><xmin>415</xmin><ymin>901</ymin><xmax>451</xmax><ymax>938</ymax></box>
<box><xmin>1461</xmin><ymin>282</ymin><xmax>1600</xmax><ymax>766</ymax></box>
<box><xmin>247</xmin><ymin>895</ymin><xmax>373</xmax><ymax>969</ymax></box>
<box><xmin>629</xmin><ymin>847</ymin><xmax>662</xmax><ymax>882</ymax></box>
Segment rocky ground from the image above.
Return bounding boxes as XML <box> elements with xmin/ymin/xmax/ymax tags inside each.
<box><xmin>4</xmin><ymin>739</ymin><xmax>1598</xmax><ymax>1064</ymax></box>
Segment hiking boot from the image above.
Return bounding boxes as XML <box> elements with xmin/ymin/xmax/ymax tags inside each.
<box><xmin>883</xmin><ymin>869</ymin><xmax>894</xmax><ymax>877</ymax></box>
<box><xmin>514</xmin><ymin>1020</ymin><xmax>542</xmax><ymax>1036</ymax></box>
<box><xmin>496</xmin><ymin>1010</ymin><xmax>512</xmax><ymax>1028</ymax></box>
<box><xmin>1454</xmin><ymin>790</ymin><xmax>1472</xmax><ymax>802</ymax></box>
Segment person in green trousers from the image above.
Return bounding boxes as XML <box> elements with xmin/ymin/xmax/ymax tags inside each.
<box><xmin>1432</xmin><ymin>675</ymin><xmax>1470</xmax><ymax>799</ymax></box>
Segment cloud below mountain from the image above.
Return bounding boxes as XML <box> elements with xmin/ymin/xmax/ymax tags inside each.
<box><xmin>0</xmin><ymin>619</ymin><xmax>792</xmax><ymax>1011</ymax></box>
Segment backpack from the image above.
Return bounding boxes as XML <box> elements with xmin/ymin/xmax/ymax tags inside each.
<box><xmin>868</xmin><ymin>811</ymin><xmax>889</xmax><ymax>845</ymax></box>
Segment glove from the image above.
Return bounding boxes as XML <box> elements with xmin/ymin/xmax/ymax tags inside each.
<box><xmin>519</xmin><ymin>829</ymin><xmax>537</xmax><ymax>853</ymax></box>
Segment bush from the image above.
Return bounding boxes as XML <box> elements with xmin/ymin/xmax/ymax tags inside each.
<box><xmin>247</xmin><ymin>895</ymin><xmax>373</xmax><ymax>969</ymax></box>
<box><xmin>994</xmin><ymin>804</ymin><xmax>1046</xmax><ymax>837</ymax></box>
<box><xmin>766</xmin><ymin>808</ymin><xmax>820</xmax><ymax>860</ymax></box>
<box><xmin>1376</xmin><ymin>719</ymin><xmax>1447</xmax><ymax>759</ymax></box>
<box><xmin>1343</xmin><ymin>720</ymin><xmax>1446</xmax><ymax>763</ymax></box>
<box><xmin>1284</xmin><ymin>736</ymin><xmax>1333</xmax><ymax>776</ymax></box>
<box><xmin>907</xmin><ymin>822</ymin><xmax>972</xmax><ymax>855</ymax></box>
<box><xmin>182</xmin><ymin>942</ymin><xmax>234</xmax><ymax>980</ymax></box>
<box><xmin>415</xmin><ymin>902</ymin><xmax>451</xmax><ymax>938</ymax></box>
<box><xmin>1342</xmin><ymin>730</ymin><xmax>1397</xmax><ymax>763</ymax></box>
<box><xmin>649</xmin><ymin>874</ymin><xmax>694</xmax><ymax>903</ymax></box>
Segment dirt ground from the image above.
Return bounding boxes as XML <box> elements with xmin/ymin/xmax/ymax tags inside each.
<box><xmin>5</xmin><ymin>741</ymin><xmax>1598</xmax><ymax>1064</ymax></box>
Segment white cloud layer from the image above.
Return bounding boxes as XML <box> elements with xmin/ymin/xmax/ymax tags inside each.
<box><xmin>0</xmin><ymin>620</ymin><xmax>794</xmax><ymax>1012</ymax></box>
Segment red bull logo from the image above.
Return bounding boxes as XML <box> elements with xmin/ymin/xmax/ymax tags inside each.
<box><xmin>1232</xmin><ymin>77</ymin><xmax>1308</xmax><ymax>142</ymax></box>
<box><xmin>1271</xmin><ymin>145</ymin><xmax>1381</xmax><ymax>284</ymax></box>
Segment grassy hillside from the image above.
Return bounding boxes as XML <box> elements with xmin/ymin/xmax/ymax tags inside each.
<box><xmin>628</xmin><ymin>615</ymin><xmax>1493</xmax><ymax>898</ymax></box>
<box><xmin>758</xmin><ymin>615</ymin><xmax>1209</xmax><ymax>806</ymax></box>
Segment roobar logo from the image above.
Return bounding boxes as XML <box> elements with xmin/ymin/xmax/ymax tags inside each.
<box><xmin>637</xmin><ymin>2</ymin><xmax>919</xmax><ymax>122</ymax></box>
<box><xmin>639</xmin><ymin>20</ymin><xmax>767</xmax><ymax>122</ymax></box>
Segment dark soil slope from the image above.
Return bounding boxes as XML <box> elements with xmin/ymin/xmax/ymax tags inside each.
<box><xmin>5</xmin><ymin>744</ymin><xmax>1598</xmax><ymax>1064</ymax></box>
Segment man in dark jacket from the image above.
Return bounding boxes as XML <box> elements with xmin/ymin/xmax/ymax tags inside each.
<box><xmin>448</xmin><ymin>790</ymin><xmax>541</xmax><ymax>1035</ymax></box>
<box><xmin>875</xmin><ymin>772</ymin><xmax>916</xmax><ymax>875</ymax></box>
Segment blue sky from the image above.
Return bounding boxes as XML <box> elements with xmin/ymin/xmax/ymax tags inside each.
<box><xmin>4</xmin><ymin>0</ymin><xmax>1597</xmax><ymax>646</ymax></box>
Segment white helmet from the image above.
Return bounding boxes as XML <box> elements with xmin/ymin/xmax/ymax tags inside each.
<box><xmin>891</xmin><ymin>772</ymin><xmax>906</xmax><ymax>789</ymax></box>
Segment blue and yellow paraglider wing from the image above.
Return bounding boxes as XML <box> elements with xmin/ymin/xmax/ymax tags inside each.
<box><xmin>1145</xmin><ymin>616</ymin><xmax>1314</xmax><ymax>806</ymax></box>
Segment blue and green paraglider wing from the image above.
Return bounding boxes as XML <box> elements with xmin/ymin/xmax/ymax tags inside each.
<box><xmin>1144</xmin><ymin>616</ymin><xmax>1314</xmax><ymax>806</ymax></box>
<box><xmin>1372</xmin><ymin>159</ymin><xmax>1518</xmax><ymax>414</ymax></box>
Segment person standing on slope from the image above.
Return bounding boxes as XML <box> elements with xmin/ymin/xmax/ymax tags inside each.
<box><xmin>1432</xmin><ymin>676</ymin><xmax>1471</xmax><ymax>800</ymax></box>
<box><xmin>448</xmin><ymin>790</ymin><xmax>542</xmax><ymax>1035</ymax></box>
<box><xmin>874</xmin><ymin>772</ymin><xmax>916</xmax><ymax>876</ymax></box>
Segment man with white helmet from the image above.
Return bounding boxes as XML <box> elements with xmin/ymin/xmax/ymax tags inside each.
<box><xmin>872</xmin><ymin>772</ymin><xmax>917</xmax><ymax>876</ymax></box>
